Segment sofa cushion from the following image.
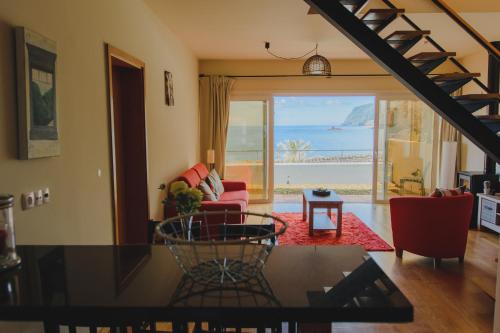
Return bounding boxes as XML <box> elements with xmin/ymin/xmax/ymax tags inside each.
<box><xmin>192</xmin><ymin>163</ymin><xmax>210</xmax><ymax>180</ymax></box>
<box><xmin>207</xmin><ymin>169</ymin><xmax>225</xmax><ymax>198</ymax></box>
<box><xmin>177</xmin><ymin>169</ymin><xmax>201</xmax><ymax>188</ymax></box>
<box><xmin>219</xmin><ymin>190</ymin><xmax>249</xmax><ymax>204</ymax></box>
<box><xmin>198</xmin><ymin>180</ymin><xmax>217</xmax><ymax>201</ymax></box>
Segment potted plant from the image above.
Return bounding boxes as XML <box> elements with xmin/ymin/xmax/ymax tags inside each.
<box><xmin>162</xmin><ymin>181</ymin><xmax>203</xmax><ymax>216</ymax></box>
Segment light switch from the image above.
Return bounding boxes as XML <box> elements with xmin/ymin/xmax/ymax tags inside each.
<box><xmin>22</xmin><ymin>192</ymin><xmax>35</xmax><ymax>210</ymax></box>
<box><xmin>43</xmin><ymin>188</ymin><xmax>50</xmax><ymax>203</ymax></box>
<box><xmin>35</xmin><ymin>190</ymin><xmax>43</xmax><ymax>206</ymax></box>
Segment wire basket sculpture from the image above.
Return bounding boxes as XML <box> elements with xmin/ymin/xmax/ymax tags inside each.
<box><xmin>155</xmin><ymin>211</ymin><xmax>287</xmax><ymax>286</ymax></box>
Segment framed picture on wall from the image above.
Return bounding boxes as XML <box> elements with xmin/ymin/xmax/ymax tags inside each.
<box><xmin>15</xmin><ymin>27</ymin><xmax>60</xmax><ymax>159</ymax></box>
<box><xmin>164</xmin><ymin>70</ymin><xmax>174</xmax><ymax>106</ymax></box>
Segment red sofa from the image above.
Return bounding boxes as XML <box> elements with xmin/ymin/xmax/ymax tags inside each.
<box><xmin>389</xmin><ymin>193</ymin><xmax>473</xmax><ymax>267</ymax></box>
<box><xmin>165</xmin><ymin>163</ymin><xmax>249</xmax><ymax>225</ymax></box>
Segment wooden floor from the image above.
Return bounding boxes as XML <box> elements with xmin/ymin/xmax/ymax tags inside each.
<box><xmin>250</xmin><ymin>202</ymin><xmax>499</xmax><ymax>333</ymax></box>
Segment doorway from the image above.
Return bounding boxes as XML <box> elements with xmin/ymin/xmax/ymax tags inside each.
<box><xmin>106</xmin><ymin>45</ymin><xmax>149</xmax><ymax>244</ymax></box>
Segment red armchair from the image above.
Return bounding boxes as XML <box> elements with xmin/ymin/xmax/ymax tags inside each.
<box><xmin>389</xmin><ymin>193</ymin><xmax>473</xmax><ymax>267</ymax></box>
<box><xmin>165</xmin><ymin>163</ymin><xmax>249</xmax><ymax>225</ymax></box>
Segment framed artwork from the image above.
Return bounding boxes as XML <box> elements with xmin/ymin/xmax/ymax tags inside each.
<box><xmin>15</xmin><ymin>27</ymin><xmax>60</xmax><ymax>159</ymax></box>
<box><xmin>164</xmin><ymin>70</ymin><xmax>174</xmax><ymax>106</ymax></box>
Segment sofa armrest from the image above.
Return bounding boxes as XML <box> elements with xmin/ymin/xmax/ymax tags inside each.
<box><xmin>221</xmin><ymin>180</ymin><xmax>247</xmax><ymax>191</ymax></box>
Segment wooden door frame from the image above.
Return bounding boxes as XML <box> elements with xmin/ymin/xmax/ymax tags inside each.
<box><xmin>105</xmin><ymin>44</ymin><xmax>150</xmax><ymax>244</ymax></box>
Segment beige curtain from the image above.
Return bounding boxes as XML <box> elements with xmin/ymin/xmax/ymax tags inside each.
<box><xmin>199</xmin><ymin>76</ymin><xmax>235</xmax><ymax>178</ymax></box>
<box><xmin>438</xmin><ymin>88</ymin><xmax>463</xmax><ymax>185</ymax></box>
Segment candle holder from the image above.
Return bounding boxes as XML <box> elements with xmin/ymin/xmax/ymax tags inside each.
<box><xmin>0</xmin><ymin>195</ymin><xmax>21</xmax><ymax>272</ymax></box>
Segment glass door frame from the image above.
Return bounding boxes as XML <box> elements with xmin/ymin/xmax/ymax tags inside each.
<box><xmin>372</xmin><ymin>92</ymin><xmax>440</xmax><ymax>204</ymax></box>
<box><xmin>229</xmin><ymin>93</ymin><xmax>274</xmax><ymax>204</ymax></box>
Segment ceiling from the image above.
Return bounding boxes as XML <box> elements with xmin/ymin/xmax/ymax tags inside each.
<box><xmin>145</xmin><ymin>0</ymin><xmax>500</xmax><ymax>60</ymax></box>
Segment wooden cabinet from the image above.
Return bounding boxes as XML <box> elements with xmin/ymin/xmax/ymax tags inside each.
<box><xmin>477</xmin><ymin>194</ymin><xmax>500</xmax><ymax>233</ymax></box>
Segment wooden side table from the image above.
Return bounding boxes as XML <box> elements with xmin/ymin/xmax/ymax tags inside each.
<box><xmin>302</xmin><ymin>189</ymin><xmax>344</xmax><ymax>237</ymax></box>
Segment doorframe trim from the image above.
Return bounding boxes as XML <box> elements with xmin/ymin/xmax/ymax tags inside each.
<box><xmin>105</xmin><ymin>43</ymin><xmax>149</xmax><ymax>244</ymax></box>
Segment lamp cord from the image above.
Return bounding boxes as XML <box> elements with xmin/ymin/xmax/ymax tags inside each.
<box><xmin>265</xmin><ymin>42</ymin><xmax>318</xmax><ymax>60</ymax></box>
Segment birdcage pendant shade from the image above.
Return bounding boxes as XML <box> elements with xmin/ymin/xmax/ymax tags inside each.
<box><xmin>303</xmin><ymin>54</ymin><xmax>331</xmax><ymax>76</ymax></box>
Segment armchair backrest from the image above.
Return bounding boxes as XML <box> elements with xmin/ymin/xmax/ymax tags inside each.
<box><xmin>389</xmin><ymin>193</ymin><xmax>473</xmax><ymax>258</ymax></box>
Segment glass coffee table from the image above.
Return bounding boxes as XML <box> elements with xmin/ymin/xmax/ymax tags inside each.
<box><xmin>302</xmin><ymin>189</ymin><xmax>344</xmax><ymax>237</ymax></box>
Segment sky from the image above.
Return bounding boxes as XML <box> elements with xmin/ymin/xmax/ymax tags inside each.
<box><xmin>274</xmin><ymin>96</ymin><xmax>375</xmax><ymax>126</ymax></box>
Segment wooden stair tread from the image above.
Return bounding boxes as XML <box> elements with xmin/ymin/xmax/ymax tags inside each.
<box><xmin>386</xmin><ymin>30</ymin><xmax>430</xmax><ymax>41</ymax></box>
<box><xmin>454</xmin><ymin>94</ymin><xmax>500</xmax><ymax>101</ymax></box>
<box><xmin>432</xmin><ymin>72</ymin><xmax>481</xmax><ymax>81</ymax></box>
<box><xmin>408</xmin><ymin>52</ymin><xmax>456</xmax><ymax>61</ymax></box>
<box><xmin>361</xmin><ymin>8</ymin><xmax>404</xmax><ymax>21</ymax></box>
<box><xmin>308</xmin><ymin>0</ymin><xmax>367</xmax><ymax>15</ymax></box>
<box><xmin>477</xmin><ymin>115</ymin><xmax>500</xmax><ymax>121</ymax></box>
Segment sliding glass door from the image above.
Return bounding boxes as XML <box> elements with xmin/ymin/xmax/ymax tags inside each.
<box><xmin>225</xmin><ymin>99</ymin><xmax>270</xmax><ymax>202</ymax></box>
<box><xmin>374</xmin><ymin>96</ymin><xmax>439</xmax><ymax>202</ymax></box>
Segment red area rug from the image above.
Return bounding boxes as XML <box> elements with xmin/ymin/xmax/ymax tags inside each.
<box><xmin>273</xmin><ymin>212</ymin><xmax>393</xmax><ymax>251</ymax></box>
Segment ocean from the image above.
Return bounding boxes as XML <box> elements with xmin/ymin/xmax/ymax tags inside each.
<box><xmin>226</xmin><ymin>125</ymin><xmax>374</xmax><ymax>161</ymax></box>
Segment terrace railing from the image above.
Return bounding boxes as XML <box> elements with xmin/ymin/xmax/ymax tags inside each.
<box><xmin>226</xmin><ymin>149</ymin><xmax>373</xmax><ymax>164</ymax></box>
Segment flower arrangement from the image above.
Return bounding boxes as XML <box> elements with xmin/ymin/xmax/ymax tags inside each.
<box><xmin>163</xmin><ymin>181</ymin><xmax>203</xmax><ymax>215</ymax></box>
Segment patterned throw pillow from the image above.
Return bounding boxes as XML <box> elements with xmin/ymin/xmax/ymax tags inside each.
<box><xmin>198</xmin><ymin>180</ymin><xmax>217</xmax><ymax>201</ymax></box>
<box><xmin>207</xmin><ymin>169</ymin><xmax>225</xmax><ymax>198</ymax></box>
<box><xmin>429</xmin><ymin>186</ymin><xmax>466</xmax><ymax>198</ymax></box>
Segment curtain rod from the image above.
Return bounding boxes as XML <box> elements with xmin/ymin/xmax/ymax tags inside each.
<box><xmin>198</xmin><ymin>73</ymin><xmax>393</xmax><ymax>78</ymax></box>
<box><xmin>198</xmin><ymin>73</ymin><xmax>443</xmax><ymax>78</ymax></box>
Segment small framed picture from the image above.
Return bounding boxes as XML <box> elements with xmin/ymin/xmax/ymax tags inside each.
<box><xmin>15</xmin><ymin>27</ymin><xmax>60</xmax><ymax>159</ymax></box>
<box><xmin>164</xmin><ymin>71</ymin><xmax>174</xmax><ymax>106</ymax></box>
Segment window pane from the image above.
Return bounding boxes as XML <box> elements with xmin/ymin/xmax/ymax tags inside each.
<box><xmin>225</xmin><ymin>101</ymin><xmax>268</xmax><ymax>201</ymax></box>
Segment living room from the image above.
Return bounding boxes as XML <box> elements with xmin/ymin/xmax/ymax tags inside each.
<box><xmin>0</xmin><ymin>0</ymin><xmax>500</xmax><ymax>332</ymax></box>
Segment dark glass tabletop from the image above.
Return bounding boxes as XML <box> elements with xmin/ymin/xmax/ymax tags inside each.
<box><xmin>0</xmin><ymin>245</ymin><xmax>412</xmax><ymax>325</ymax></box>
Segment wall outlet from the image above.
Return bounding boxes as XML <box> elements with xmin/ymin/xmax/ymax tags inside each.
<box><xmin>42</xmin><ymin>188</ymin><xmax>50</xmax><ymax>203</ymax></box>
<box><xmin>35</xmin><ymin>190</ymin><xmax>43</xmax><ymax>206</ymax></box>
<box><xmin>22</xmin><ymin>192</ymin><xmax>35</xmax><ymax>210</ymax></box>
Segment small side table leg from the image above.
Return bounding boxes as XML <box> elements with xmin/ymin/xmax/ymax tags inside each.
<box><xmin>302</xmin><ymin>193</ymin><xmax>307</xmax><ymax>221</ymax></box>
<box><xmin>337</xmin><ymin>205</ymin><xmax>343</xmax><ymax>237</ymax></box>
<box><xmin>309</xmin><ymin>205</ymin><xmax>314</xmax><ymax>236</ymax></box>
<box><xmin>327</xmin><ymin>208</ymin><xmax>332</xmax><ymax>219</ymax></box>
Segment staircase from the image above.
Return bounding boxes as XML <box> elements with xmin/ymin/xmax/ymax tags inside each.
<box><xmin>305</xmin><ymin>0</ymin><xmax>500</xmax><ymax>164</ymax></box>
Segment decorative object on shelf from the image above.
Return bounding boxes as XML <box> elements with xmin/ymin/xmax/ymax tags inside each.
<box><xmin>155</xmin><ymin>211</ymin><xmax>287</xmax><ymax>285</ymax></box>
<box><xmin>164</xmin><ymin>70</ymin><xmax>174</xmax><ymax>106</ymax></box>
<box><xmin>264</xmin><ymin>42</ymin><xmax>332</xmax><ymax>76</ymax></box>
<box><xmin>206</xmin><ymin>149</ymin><xmax>215</xmax><ymax>170</ymax></box>
<box><xmin>0</xmin><ymin>194</ymin><xmax>21</xmax><ymax>271</ymax></box>
<box><xmin>165</xmin><ymin>181</ymin><xmax>203</xmax><ymax>215</ymax></box>
<box><xmin>312</xmin><ymin>187</ymin><xmax>331</xmax><ymax>197</ymax></box>
<box><xmin>484</xmin><ymin>181</ymin><xmax>492</xmax><ymax>195</ymax></box>
<box><xmin>15</xmin><ymin>27</ymin><xmax>60</xmax><ymax>159</ymax></box>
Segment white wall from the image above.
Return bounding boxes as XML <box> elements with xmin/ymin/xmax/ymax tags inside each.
<box><xmin>0</xmin><ymin>0</ymin><xmax>200</xmax><ymax>246</ymax></box>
